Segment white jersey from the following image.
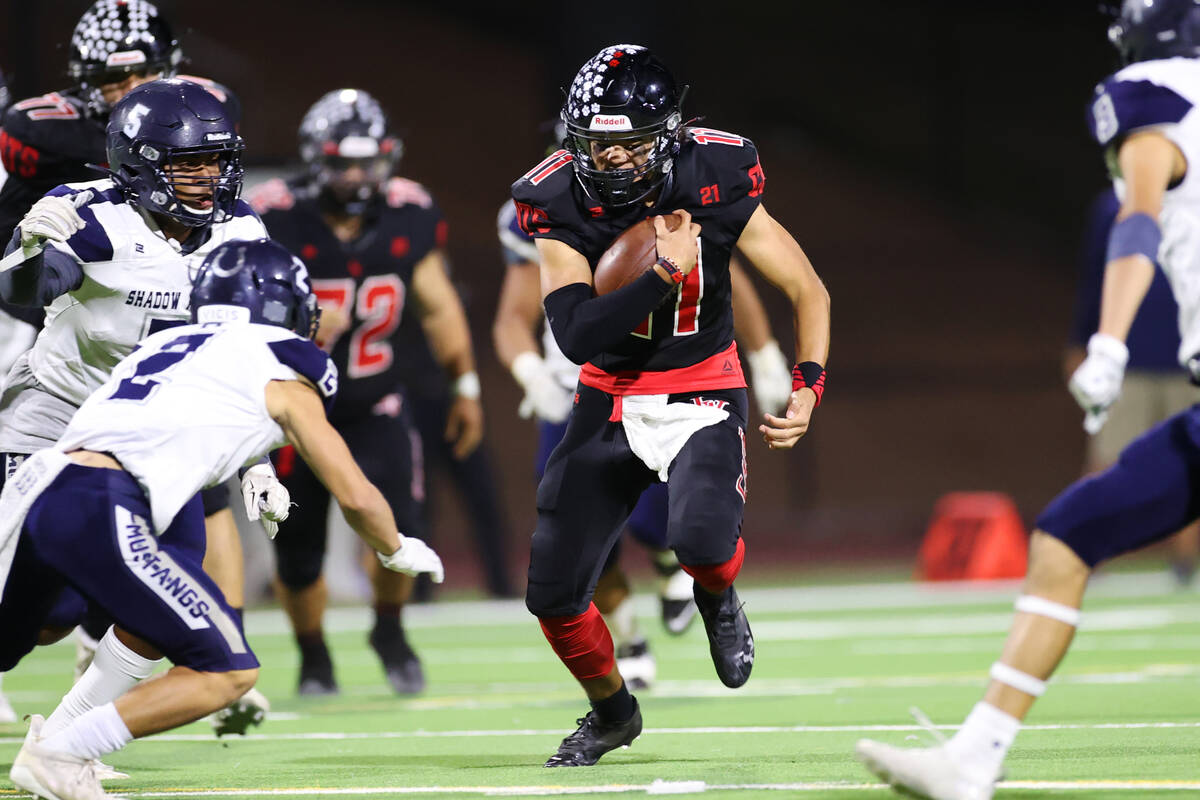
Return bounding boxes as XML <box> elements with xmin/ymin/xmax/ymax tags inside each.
<box><xmin>1090</xmin><ymin>57</ymin><xmax>1200</xmax><ymax>363</ymax></box>
<box><xmin>0</xmin><ymin>179</ymin><xmax>267</xmax><ymax>452</ymax></box>
<box><xmin>496</xmin><ymin>200</ymin><xmax>580</xmax><ymax>393</ymax></box>
<box><xmin>56</xmin><ymin>322</ymin><xmax>338</xmax><ymax>534</ymax></box>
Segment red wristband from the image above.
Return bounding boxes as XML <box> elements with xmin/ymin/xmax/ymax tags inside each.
<box><xmin>792</xmin><ymin>361</ymin><xmax>825</xmax><ymax>406</ymax></box>
<box><xmin>656</xmin><ymin>256</ymin><xmax>686</xmax><ymax>284</ymax></box>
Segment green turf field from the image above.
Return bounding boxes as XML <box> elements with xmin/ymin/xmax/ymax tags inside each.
<box><xmin>2</xmin><ymin>571</ymin><xmax>1197</xmax><ymax>798</ymax></box>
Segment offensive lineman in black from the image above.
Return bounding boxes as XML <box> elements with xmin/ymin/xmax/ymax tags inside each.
<box><xmin>249</xmin><ymin>89</ymin><xmax>483</xmax><ymax>696</ymax></box>
<box><xmin>512</xmin><ymin>45</ymin><xmax>831</xmax><ymax>766</ymax></box>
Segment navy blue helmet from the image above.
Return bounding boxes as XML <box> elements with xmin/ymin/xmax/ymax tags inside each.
<box><xmin>561</xmin><ymin>45</ymin><xmax>686</xmax><ymax>208</ymax></box>
<box><xmin>298</xmin><ymin>88</ymin><xmax>402</xmax><ymax>214</ymax></box>
<box><xmin>68</xmin><ymin>0</ymin><xmax>181</xmax><ymax>117</ymax></box>
<box><xmin>190</xmin><ymin>239</ymin><xmax>320</xmax><ymax>338</ymax></box>
<box><xmin>107</xmin><ymin>78</ymin><xmax>244</xmax><ymax>229</ymax></box>
<box><xmin>1108</xmin><ymin>0</ymin><xmax>1200</xmax><ymax>63</ymax></box>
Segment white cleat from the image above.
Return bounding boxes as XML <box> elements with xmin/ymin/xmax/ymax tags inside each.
<box><xmin>855</xmin><ymin>739</ymin><xmax>997</xmax><ymax>800</ymax></box>
<box><xmin>23</xmin><ymin>713</ymin><xmax>128</xmax><ymax>782</ymax></box>
<box><xmin>10</xmin><ymin>735</ymin><xmax>116</xmax><ymax>800</ymax></box>
<box><xmin>659</xmin><ymin>568</ymin><xmax>699</xmax><ymax>635</ymax></box>
<box><xmin>211</xmin><ymin>686</ymin><xmax>270</xmax><ymax>737</ymax></box>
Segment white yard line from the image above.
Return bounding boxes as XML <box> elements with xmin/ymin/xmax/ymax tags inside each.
<box><xmin>17</xmin><ymin>778</ymin><xmax>1198</xmax><ymax>796</ymax></box>
<box><xmin>3</xmin><ymin>719</ymin><xmax>1198</xmax><ymax>745</ymax></box>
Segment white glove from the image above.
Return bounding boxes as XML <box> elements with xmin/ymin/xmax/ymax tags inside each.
<box><xmin>241</xmin><ymin>463</ymin><xmax>290</xmax><ymax>539</ymax></box>
<box><xmin>1069</xmin><ymin>333</ymin><xmax>1129</xmax><ymax>434</ymax></box>
<box><xmin>512</xmin><ymin>351</ymin><xmax>573</xmax><ymax>423</ymax></box>
<box><xmin>746</xmin><ymin>340</ymin><xmax>793</xmax><ymax>417</ymax></box>
<box><xmin>377</xmin><ymin>536</ymin><xmax>444</xmax><ymax>583</ymax></box>
<box><xmin>18</xmin><ymin>193</ymin><xmax>89</xmax><ymax>248</ymax></box>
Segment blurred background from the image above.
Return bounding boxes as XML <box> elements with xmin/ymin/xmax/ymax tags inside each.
<box><xmin>1</xmin><ymin>1</ymin><xmax>1126</xmax><ymax>593</ymax></box>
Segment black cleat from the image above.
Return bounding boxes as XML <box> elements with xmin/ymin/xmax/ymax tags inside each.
<box><xmin>369</xmin><ymin>626</ymin><xmax>426</xmax><ymax>694</ymax></box>
<box><xmin>297</xmin><ymin>640</ymin><xmax>339</xmax><ymax>696</ymax></box>
<box><xmin>544</xmin><ymin>699</ymin><xmax>642</xmax><ymax>767</ymax></box>
<box><xmin>694</xmin><ymin>584</ymin><xmax>754</xmax><ymax>688</ymax></box>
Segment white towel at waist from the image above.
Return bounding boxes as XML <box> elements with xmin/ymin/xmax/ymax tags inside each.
<box><xmin>620</xmin><ymin>394</ymin><xmax>729</xmax><ymax>482</ymax></box>
<box><xmin>0</xmin><ymin>449</ymin><xmax>71</xmax><ymax>594</ymax></box>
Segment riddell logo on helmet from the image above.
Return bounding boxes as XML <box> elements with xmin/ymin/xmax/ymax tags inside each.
<box><xmin>106</xmin><ymin>51</ymin><xmax>147</xmax><ymax>67</ymax></box>
<box><xmin>589</xmin><ymin>114</ymin><xmax>633</xmax><ymax>131</ymax></box>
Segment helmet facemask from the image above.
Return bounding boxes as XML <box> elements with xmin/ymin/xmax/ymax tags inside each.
<box><xmin>562</xmin><ymin>112</ymin><xmax>682</xmax><ymax>208</ymax></box>
<box><xmin>120</xmin><ymin>139</ymin><xmax>245</xmax><ymax>229</ymax></box>
<box><xmin>298</xmin><ymin>89</ymin><xmax>402</xmax><ymax>216</ymax></box>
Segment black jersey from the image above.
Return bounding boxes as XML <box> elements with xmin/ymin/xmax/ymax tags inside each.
<box><xmin>0</xmin><ymin>76</ymin><xmax>241</xmax><ymax>245</ymax></box>
<box><xmin>251</xmin><ymin>177</ymin><xmax>446</xmax><ymax>425</ymax></box>
<box><xmin>511</xmin><ymin>127</ymin><xmax>764</xmax><ymax>375</ymax></box>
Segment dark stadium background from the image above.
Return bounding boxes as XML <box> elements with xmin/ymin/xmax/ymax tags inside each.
<box><xmin>2</xmin><ymin>2</ymin><xmax>1122</xmax><ymax>585</ymax></box>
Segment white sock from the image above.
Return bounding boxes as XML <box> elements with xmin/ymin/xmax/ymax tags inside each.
<box><xmin>946</xmin><ymin>701</ymin><xmax>1020</xmax><ymax>778</ymax></box>
<box><xmin>43</xmin><ymin>629</ymin><xmax>161</xmax><ymax>739</ymax></box>
<box><xmin>40</xmin><ymin>702</ymin><xmax>132</xmax><ymax>761</ymax></box>
<box><xmin>602</xmin><ymin>597</ymin><xmax>640</xmax><ymax>647</ymax></box>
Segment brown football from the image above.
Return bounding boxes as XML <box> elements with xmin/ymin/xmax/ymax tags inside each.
<box><xmin>593</xmin><ymin>213</ymin><xmax>683</xmax><ymax>295</ymax></box>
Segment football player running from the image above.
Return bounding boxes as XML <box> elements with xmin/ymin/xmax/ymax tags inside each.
<box><xmin>494</xmin><ymin>194</ymin><xmax>794</xmax><ymax>688</ymax></box>
<box><xmin>511</xmin><ymin>45</ymin><xmax>830</xmax><ymax>766</ymax></box>
<box><xmin>0</xmin><ymin>0</ymin><xmax>269</xmax><ymax>737</ymax></box>
<box><xmin>0</xmin><ymin>238</ymin><xmax>444</xmax><ymax>800</ymax></box>
<box><xmin>248</xmin><ymin>89</ymin><xmax>482</xmax><ymax>696</ymax></box>
<box><xmin>0</xmin><ymin>78</ymin><xmax>275</xmax><ymax>759</ymax></box>
<box><xmin>856</xmin><ymin>3</ymin><xmax>1200</xmax><ymax>798</ymax></box>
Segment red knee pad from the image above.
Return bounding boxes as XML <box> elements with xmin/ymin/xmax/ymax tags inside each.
<box><xmin>682</xmin><ymin>537</ymin><xmax>745</xmax><ymax>594</ymax></box>
<box><xmin>538</xmin><ymin>603</ymin><xmax>615</xmax><ymax>681</ymax></box>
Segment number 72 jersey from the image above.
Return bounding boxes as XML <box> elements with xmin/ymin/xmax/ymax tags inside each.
<box><xmin>510</xmin><ymin>127</ymin><xmax>765</xmax><ymax>375</ymax></box>
<box><xmin>250</xmin><ymin>178</ymin><xmax>446</xmax><ymax>425</ymax></box>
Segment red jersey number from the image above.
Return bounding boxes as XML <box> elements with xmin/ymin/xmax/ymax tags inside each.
<box><xmin>313</xmin><ymin>276</ymin><xmax>406</xmax><ymax>379</ymax></box>
<box><xmin>632</xmin><ymin>237</ymin><xmax>704</xmax><ymax>339</ymax></box>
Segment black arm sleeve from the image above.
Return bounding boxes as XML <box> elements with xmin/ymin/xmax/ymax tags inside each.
<box><xmin>544</xmin><ymin>270</ymin><xmax>677</xmax><ymax>364</ymax></box>
<box><xmin>0</xmin><ymin>231</ymin><xmax>85</xmax><ymax>306</ymax></box>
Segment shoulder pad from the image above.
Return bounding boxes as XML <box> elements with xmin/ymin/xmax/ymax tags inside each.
<box><xmin>677</xmin><ymin>128</ymin><xmax>765</xmax><ymax>204</ymax></box>
<box><xmin>246</xmin><ymin>178</ymin><xmax>295</xmax><ymax>214</ymax></box>
<box><xmin>44</xmin><ymin>183</ymin><xmax>117</xmax><ymax>262</ymax></box>
<box><xmin>1089</xmin><ymin>73</ymin><xmax>1193</xmax><ymax>145</ymax></box>
<box><xmin>267</xmin><ymin>335</ymin><xmax>338</xmax><ymax>412</ymax></box>
<box><xmin>5</xmin><ymin>92</ymin><xmax>87</xmax><ymax>130</ymax></box>
<box><xmin>384</xmin><ymin>177</ymin><xmax>434</xmax><ymax>209</ymax></box>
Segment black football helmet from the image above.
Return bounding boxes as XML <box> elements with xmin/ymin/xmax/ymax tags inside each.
<box><xmin>68</xmin><ymin>0</ymin><xmax>182</xmax><ymax>117</ymax></box>
<box><xmin>106</xmin><ymin>79</ymin><xmax>244</xmax><ymax>230</ymax></box>
<box><xmin>561</xmin><ymin>44</ymin><xmax>685</xmax><ymax>208</ymax></box>
<box><xmin>298</xmin><ymin>88</ymin><xmax>402</xmax><ymax>215</ymax></box>
<box><xmin>191</xmin><ymin>239</ymin><xmax>321</xmax><ymax>338</ymax></box>
<box><xmin>1107</xmin><ymin>0</ymin><xmax>1200</xmax><ymax>63</ymax></box>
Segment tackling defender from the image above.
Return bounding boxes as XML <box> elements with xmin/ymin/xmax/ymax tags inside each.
<box><xmin>856</xmin><ymin>3</ymin><xmax>1200</xmax><ymax>798</ymax></box>
<box><xmin>0</xmin><ymin>237</ymin><xmax>444</xmax><ymax>800</ymax></box>
<box><xmin>512</xmin><ymin>44</ymin><xmax>830</xmax><ymax>766</ymax></box>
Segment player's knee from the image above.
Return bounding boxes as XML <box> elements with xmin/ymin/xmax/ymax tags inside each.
<box><xmin>36</xmin><ymin>625</ymin><xmax>74</xmax><ymax>646</ymax></box>
<box><xmin>274</xmin><ymin>550</ymin><xmax>324</xmax><ymax>590</ymax></box>
<box><xmin>209</xmin><ymin>667</ymin><xmax>259</xmax><ymax>707</ymax></box>
<box><xmin>1026</xmin><ymin>531</ymin><xmax>1092</xmax><ymax>592</ymax></box>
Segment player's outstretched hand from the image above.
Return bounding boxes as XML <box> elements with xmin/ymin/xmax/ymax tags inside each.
<box><xmin>654</xmin><ymin>209</ymin><xmax>701</xmax><ymax>274</ymax></box>
<box><xmin>378</xmin><ymin>536</ymin><xmax>445</xmax><ymax>583</ymax></box>
<box><xmin>18</xmin><ymin>193</ymin><xmax>89</xmax><ymax>248</ymax></box>
<box><xmin>1068</xmin><ymin>333</ymin><xmax>1128</xmax><ymax>434</ymax></box>
<box><xmin>445</xmin><ymin>395</ymin><xmax>484</xmax><ymax>460</ymax></box>
<box><xmin>759</xmin><ymin>388</ymin><xmax>817</xmax><ymax>450</ymax></box>
<box><xmin>241</xmin><ymin>463</ymin><xmax>291</xmax><ymax>539</ymax></box>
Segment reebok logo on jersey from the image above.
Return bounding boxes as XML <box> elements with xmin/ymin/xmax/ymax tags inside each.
<box><xmin>125</xmin><ymin>289</ymin><xmax>183</xmax><ymax>310</ymax></box>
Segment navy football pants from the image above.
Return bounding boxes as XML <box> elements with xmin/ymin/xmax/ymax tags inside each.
<box><xmin>0</xmin><ymin>465</ymin><xmax>256</xmax><ymax>673</ymax></box>
<box><xmin>1038</xmin><ymin>405</ymin><xmax>1200</xmax><ymax>566</ymax></box>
